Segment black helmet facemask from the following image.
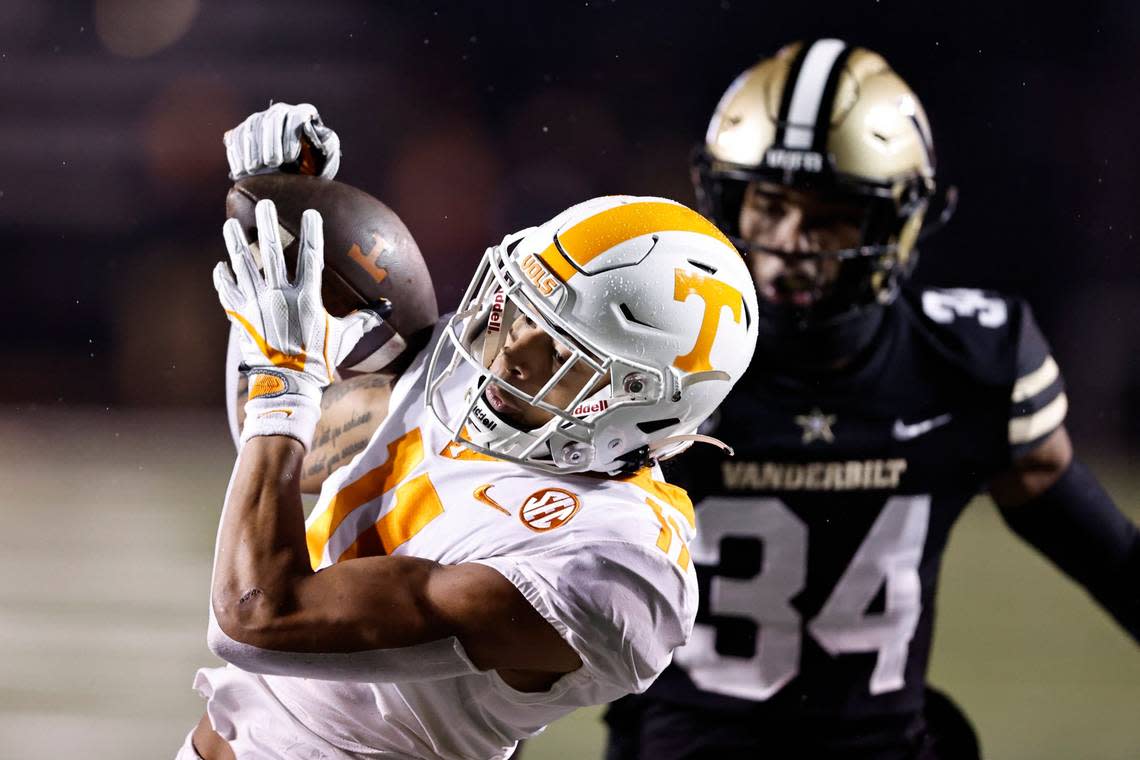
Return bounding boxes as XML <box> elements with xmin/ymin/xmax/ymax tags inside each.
<box><xmin>692</xmin><ymin>38</ymin><xmax>955</xmax><ymax>369</ymax></box>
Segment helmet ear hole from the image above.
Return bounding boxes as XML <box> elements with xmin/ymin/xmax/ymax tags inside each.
<box><xmin>618</xmin><ymin>303</ymin><xmax>657</xmax><ymax>329</ymax></box>
<box><xmin>637</xmin><ymin>418</ymin><xmax>680</xmax><ymax>435</ymax></box>
<box><xmin>686</xmin><ymin>259</ymin><xmax>717</xmax><ymax>275</ymax></box>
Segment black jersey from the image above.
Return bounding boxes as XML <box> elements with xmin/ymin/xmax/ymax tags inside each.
<box><xmin>626</xmin><ymin>287</ymin><xmax>1067</xmax><ymax>754</ymax></box>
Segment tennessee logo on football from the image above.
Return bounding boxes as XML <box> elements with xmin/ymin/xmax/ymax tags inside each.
<box><xmin>519</xmin><ymin>488</ymin><xmax>581</xmax><ymax>532</ymax></box>
<box><xmin>347</xmin><ymin>231</ymin><xmax>391</xmax><ymax>284</ymax></box>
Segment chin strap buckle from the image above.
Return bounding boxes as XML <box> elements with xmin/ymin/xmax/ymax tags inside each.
<box><xmin>612</xmin><ymin>444</ymin><xmax>653</xmax><ymax>475</ymax></box>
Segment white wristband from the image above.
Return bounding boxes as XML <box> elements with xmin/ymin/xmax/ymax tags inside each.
<box><xmin>239</xmin><ymin>369</ymin><xmax>322</xmax><ymax>451</ymax></box>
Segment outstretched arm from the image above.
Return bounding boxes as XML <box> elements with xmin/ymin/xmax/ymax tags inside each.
<box><xmin>211</xmin><ymin>199</ymin><xmax>580</xmax><ymax>684</ymax></box>
<box><xmin>222</xmin><ymin>102</ymin><xmax>392</xmax><ymax>493</ymax></box>
<box><xmin>990</xmin><ymin>426</ymin><xmax>1139</xmax><ymax>640</ymax></box>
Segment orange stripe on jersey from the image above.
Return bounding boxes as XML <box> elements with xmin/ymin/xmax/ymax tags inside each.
<box><xmin>646</xmin><ymin>498</ymin><xmax>673</xmax><ymax>553</ymax></box>
<box><xmin>537</xmin><ymin>201</ymin><xmax>732</xmax><ymax>283</ymax></box>
<box><xmin>676</xmin><ymin>541</ymin><xmax>691</xmax><ymax>572</ymax></box>
<box><xmin>305</xmin><ymin>427</ymin><xmax>426</xmax><ymax>569</ymax></box>
<box><xmin>337</xmin><ymin>473</ymin><xmax>445</xmax><ymax>561</ymax></box>
<box><xmin>618</xmin><ymin>467</ymin><xmax>695</xmax><ymax>529</ymax></box>
<box><xmin>668</xmin><ymin>516</ymin><xmax>691</xmax><ymax>571</ymax></box>
<box><xmin>440</xmin><ymin>428</ymin><xmax>499</xmax><ymax>462</ymax></box>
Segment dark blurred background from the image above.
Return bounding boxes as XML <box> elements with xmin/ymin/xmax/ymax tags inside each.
<box><xmin>1</xmin><ymin>4</ymin><xmax>1137</xmax><ymax>759</ymax></box>
<box><xmin>2</xmin><ymin>0</ymin><xmax>1137</xmax><ymax>452</ymax></box>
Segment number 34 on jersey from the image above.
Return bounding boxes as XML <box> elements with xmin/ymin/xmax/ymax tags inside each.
<box><xmin>674</xmin><ymin>495</ymin><xmax>929</xmax><ymax>700</ymax></box>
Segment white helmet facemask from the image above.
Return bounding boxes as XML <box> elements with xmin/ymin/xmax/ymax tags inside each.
<box><xmin>427</xmin><ymin>232</ymin><xmax>667</xmax><ymax>473</ymax></box>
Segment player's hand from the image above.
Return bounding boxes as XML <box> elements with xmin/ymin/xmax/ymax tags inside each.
<box><xmin>214</xmin><ymin>200</ymin><xmax>384</xmax><ymax>448</ymax></box>
<box><xmin>223</xmin><ymin>102</ymin><xmax>341</xmax><ymax>181</ymax></box>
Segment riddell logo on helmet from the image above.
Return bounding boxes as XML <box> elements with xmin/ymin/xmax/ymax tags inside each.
<box><xmin>763</xmin><ymin>148</ymin><xmax>825</xmax><ymax>173</ymax></box>
<box><xmin>519</xmin><ymin>254</ymin><xmax>560</xmax><ymax>297</ymax></box>
<box><xmin>572</xmin><ymin>399</ymin><xmax>608</xmax><ymax>416</ymax></box>
<box><xmin>487</xmin><ymin>291</ymin><xmax>506</xmax><ymax>333</ymax></box>
<box><xmin>472</xmin><ymin>403</ymin><xmax>498</xmax><ymax>431</ymax></box>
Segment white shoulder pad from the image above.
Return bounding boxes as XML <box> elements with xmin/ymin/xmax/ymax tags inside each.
<box><xmin>474</xmin><ymin>538</ymin><xmax>695</xmax><ymax>695</ymax></box>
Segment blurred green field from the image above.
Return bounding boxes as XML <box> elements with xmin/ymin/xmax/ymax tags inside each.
<box><xmin>1</xmin><ymin>409</ymin><xmax>1135</xmax><ymax>759</ymax></box>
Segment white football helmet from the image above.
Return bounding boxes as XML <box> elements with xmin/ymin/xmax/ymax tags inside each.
<box><xmin>426</xmin><ymin>195</ymin><xmax>759</xmax><ymax>474</ymax></box>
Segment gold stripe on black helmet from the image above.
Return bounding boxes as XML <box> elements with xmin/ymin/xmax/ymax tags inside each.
<box><xmin>693</xmin><ymin>39</ymin><xmax>939</xmax><ymax>307</ymax></box>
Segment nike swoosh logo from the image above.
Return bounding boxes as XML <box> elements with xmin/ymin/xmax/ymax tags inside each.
<box><xmin>892</xmin><ymin>413</ymin><xmax>952</xmax><ymax>441</ymax></box>
<box><xmin>473</xmin><ymin>484</ymin><xmax>510</xmax><ymax>515</ymax></box>
<box><xmin>258</xmin><ymin>408</ymin><xmax>294</xmax><ymax>418</ymax></box>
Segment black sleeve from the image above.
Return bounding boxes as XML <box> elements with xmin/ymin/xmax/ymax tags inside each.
<box><xmin>999</xmin><ymin>459</ymin><xmax>1139</xmax><ymax>642</ymax></box>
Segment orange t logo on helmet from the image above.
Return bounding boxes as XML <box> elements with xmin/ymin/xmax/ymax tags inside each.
<box><xmin>672</xmin><ymin>269</ymin><xmax>744</xmax><ymax>373</ymax></box>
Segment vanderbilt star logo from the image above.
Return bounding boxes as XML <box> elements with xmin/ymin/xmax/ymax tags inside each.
<box><xmin>794</xmin><ymin>408</ymin><xmax>836</xmax><ymax>444</ymax></box>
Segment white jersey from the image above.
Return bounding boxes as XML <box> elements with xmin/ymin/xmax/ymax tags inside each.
<box><xmin>195</xmin><ymin>323</ymin><xmax>698</xmax><ymax>760</ymax></box>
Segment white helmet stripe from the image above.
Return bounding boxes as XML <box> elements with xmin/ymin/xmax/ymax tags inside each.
<box><xmin>782</xmin><ymin>39</ymin><xmax>847</xmax><ymax>149</ymax></box>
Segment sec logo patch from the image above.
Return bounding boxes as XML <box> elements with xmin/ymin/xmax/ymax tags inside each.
<box><xmin>520</xmin><ymin>488</ymin><xmax>581</xmax><ymax>532</ymax></box>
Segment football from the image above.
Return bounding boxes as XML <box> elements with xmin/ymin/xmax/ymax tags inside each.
<box><xmin>225</xmin><ymin>174</ymin><xmax>439</xmax><ymax>346</ymax></box>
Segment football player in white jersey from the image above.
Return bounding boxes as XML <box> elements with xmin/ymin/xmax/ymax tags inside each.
<box><xmin>180</xmin><ymin>112</ymin><xmax>759</xmax><ymax>758</ymax></box>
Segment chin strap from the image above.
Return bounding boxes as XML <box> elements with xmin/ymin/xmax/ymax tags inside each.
<box><xmin>611</xmin><ymin>434</ymin><xmax>735</xmax><ymax>475</ymax></box>
<box><xmin>650</xmin><ymin>433</ymin><xmax>734</xmax><ymax>458</ymax></box>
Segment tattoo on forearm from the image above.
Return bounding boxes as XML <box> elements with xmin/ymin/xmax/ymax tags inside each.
<box><xmin>315</xmin><ymin>410</ymin><xmax>375</xmax><ymax>447</ymax></box>
<box><xmin>296</xmin><ymin>374</ymin><xmax>392</xmax><ymax>487</ymax></box>
<box><xmin>344</xmin><ymin>409</ymin><xmax>374</xmax><ymax>432</ymax></box>
<box><xmin>305</xmin><ymin>406</ymin><xmax>377</xmax><ymax>481</ymax></box>
<box><xmin>338</xmin><ymin>439</ymin><xmax>369</xmax><ymax>462</ymax></box>
<box><xmin>321</xmin><ymin>374</ymin><xmax>391</xmax><ymax>407</ymax></box>
<box><xmin>305</xmin><ymin>436</ymin><xmax>371</xmax><ymax>481</ymax></box>
<box><xmin>303</xmin><ymin>455</ymin><xmax>329</xmax><ymax>480</ymax></box>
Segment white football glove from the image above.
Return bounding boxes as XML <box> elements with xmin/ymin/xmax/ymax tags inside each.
<box><xmin>214</xmin><ymin>199</ymin><xmax>385</xmax><ymax>449</ymax></box>
<box><xmin>223</xmin><ymin>102</ymin><xmax>341</xmax><ymax>181</ymax></box>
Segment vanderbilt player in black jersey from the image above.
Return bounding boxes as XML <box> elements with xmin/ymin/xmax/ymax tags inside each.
<box><xmin>605</xmin><ymin>39</ymin><xmax>1139</xmax><ymax>760</ymax></box>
